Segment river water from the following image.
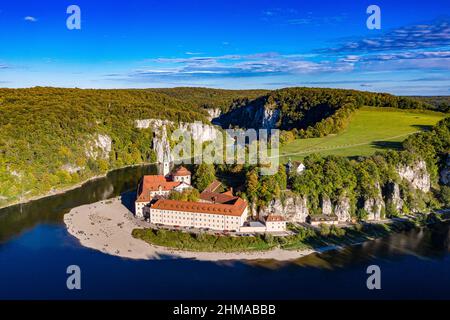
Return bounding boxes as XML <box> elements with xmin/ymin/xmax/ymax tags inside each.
<box><xmin>0</xmin><ymin>165</ymin><xmax>449</xmax><ymax>299</ymax></box>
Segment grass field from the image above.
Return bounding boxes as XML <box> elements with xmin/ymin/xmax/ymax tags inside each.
<box><xmin>280</xmin><ymin>107</ymin><xmax>446</xmax><ymax>161</ymax></box>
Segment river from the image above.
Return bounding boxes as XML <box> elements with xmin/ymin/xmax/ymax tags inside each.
<box><xmin>0</xmin><ymin>164</ymin><xmax>449</xmax><ymax>299</ymax></box>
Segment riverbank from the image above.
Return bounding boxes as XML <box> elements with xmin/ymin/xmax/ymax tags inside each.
<box><xmin>64</xmin><ymin>197</ymin><xmax>323</xmax><ymax>261</ymax></box>
<box><xmin>64</xmin><ymin>195</ymin><xmax>442</xmax><ymax>262</ymax></box>
<box><xmin>0</xmin><ymin>163</ymin><xmax>156</xmax><ymax>211</ymax></box>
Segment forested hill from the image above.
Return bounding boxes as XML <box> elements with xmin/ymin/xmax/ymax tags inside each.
<box><xmin>215</xmin><ymin>87</ymin><xmax>437</xmax><ymax>138</ymax></box>
<box><xmin>0</xmin><ymin>87</ymin><xmax>266</xmax><ymax>207</ymax></box>
<box><xmin>153</xmin><ymin>87</ymin><xmax>268</xmax><ymax>112</ymax></box>
<box><xmin>408</xmin><ymin>96</ymin><xmax>450</xmax><ymax>113</ymax></box>
<box><xmin>0</xmin><ymin>86</ymin><xmax>447</xmax><ymax>208</ymax></box>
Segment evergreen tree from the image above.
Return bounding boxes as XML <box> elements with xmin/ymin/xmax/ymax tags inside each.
<box><xmin>193</xmin><ymin>163</ymin><xmax>216</xmax><ymax>191</ymax></box>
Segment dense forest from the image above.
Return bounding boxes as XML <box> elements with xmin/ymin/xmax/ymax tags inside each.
<box><xmin>0</xmin><ymin>87</ymin><xmax>209</xmax><ymax>206</ymax></box>
<box><xmin>215</xmin><ymin>87</ymin><xmax>437</xmax><ymax>139</ymax></box>
<box><xmin>409</xmin><ymin>96</ymin><xmax>450</xmax><ymax>113</ymax></box>
<box><xmin>0</xmin><ymin>87</ymin><xmax>268</xmax><ymax>207</ymax></box>
<box><xmin>239</xmin><ymin>117</ymin><xmax>450</xmax><ymax>219</ymax></box>
<box><xmin>154</xmin><ymin>87</ymin><xmax>268</xmax><ymax>112</ymax></box>
<box><xmin>0</xmin><ymin>86</ymin><xmax>448</xmax><ymax>209</ymax></box>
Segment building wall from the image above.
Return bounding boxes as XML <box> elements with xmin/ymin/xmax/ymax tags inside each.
<box><xmin>135</xmin><ymin>202</ymin><xmax>147</xmax><ymax>218</ymax></box>
<box><xmin>149</xmin><ymin>207</ymin><xmax>246</xmax><ymax>231</ymax></box>
<box><xmin>266</xmin><ymin>221</ymin><xmax>287</xmax><ymax>232</ymax></box>
<box><xmin>239</xmin><ymin>226</ymin><xmax>267</xmax><ymax>233</ymax></box>
<box><xmin>174</xmin><ymin>175</ymin><xmax>191</xmax><ymax>185</ymax></box>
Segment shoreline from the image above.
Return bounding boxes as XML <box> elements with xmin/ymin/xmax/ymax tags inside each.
<box><xmin>64</xmin><ymin>197</ymin><xmax>329</xmax><ymax>261</ymax></box>
<box><xmin>0</xmin><ymin>163</ymin><xmax>155</xmax><ymax>211</ymax></box>
<box><xmin>63</xmin><ymin>198</ymin><xmax>449</xmax><ymax>262</ymax></box>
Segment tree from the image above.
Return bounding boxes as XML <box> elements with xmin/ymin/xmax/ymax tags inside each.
<box><xmin>439</xmin><ymin>186</ymin><xmax>450</xmax><ymax>207</ymax></box>
<box><xmin>245</xmin><ymin>168</ymin><xmax>259</xmax><ymax>202</ymax></box>
<box><xmin>193</xmin><ymin>163</ymin><xmax>216</xmax><ymax>191</ymax></box>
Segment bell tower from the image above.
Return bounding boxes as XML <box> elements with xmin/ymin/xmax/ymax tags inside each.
<box><xmin>162</xmin><ymin>148</ymin><xmax>171</xmax><ymax>177</ymax></box>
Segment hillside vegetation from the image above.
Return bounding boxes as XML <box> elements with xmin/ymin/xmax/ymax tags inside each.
<box><xmin>0</xmin><ymin>87</ymin><xmax>209</xmax><ymax>206</ymax></box>
<box><xmin>280</xmin><ymin>107</ymin><xmax>446</xmax><ymax>160</ymax></box>
<box><xmin>0</xmin><ymin>87</ymin><xmax>268</xmax><ymax>207</ymax></box>
<box><xmin>0</xmin><ymin>86</ymin><xmax>448</xmax><ymax>209</ymax></box>
<box><xmin>408</xmin><ymin>96</ymin><xmax>450</xmax><ymax>113</ymax></box>
<box><xmin>216</xmin><ymin>87</ymin><xmax>435</xmax><ymax>138</ymax></box>
<box><xmin>240</xmin><ymin>117</ymin><xmax>450</xmax><ymax>219</ymax></box>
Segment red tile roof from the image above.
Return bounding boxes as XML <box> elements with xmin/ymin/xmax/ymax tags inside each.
<box><xmin>203</xmin><ymin>180</ymin><xmax>222</xmax><ymax>193</ymax></box>
<box><xmin>266</xmin><ymin>215</ymin><xmax>286</xmax><ymax>222</ymax></box>
<box><xmin>151</xmin><ymin>197</ymin><xmax>247</xmax><ymax>217</ymax></box>
<box><xmin>173</xmin><ymin>166</ymin><xmax>191</xmax><ymax>176</ymax></box>
<box><xmin>200</xmin><ymin>191</ymin><xmax>238</xmax><ymax>204</ymax></box>
<box><xmin>136</xmin><ymin>175</ymin><xmax>181</xmax><ymax>202</ymax></box>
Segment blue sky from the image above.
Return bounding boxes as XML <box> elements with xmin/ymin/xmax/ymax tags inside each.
<box><xmin>0</xmin><ymin>0</ymin><xmax>449</xmax><ymax>95</ymax></box>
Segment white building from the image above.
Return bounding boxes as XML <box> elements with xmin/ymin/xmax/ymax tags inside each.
<box><xmin>135</xmin><ymin>166</ymin><xmax>192</xmax><ymax>217</ymax></box>
<box><xmin>149</xmin><ymin>197</ymin><xmax>248</xmax><ymax>232</ymax></box>
<box><xmin>239</xmin><ymin>215</ymin><xmax>287</xmax><ymax>233</ymax></box>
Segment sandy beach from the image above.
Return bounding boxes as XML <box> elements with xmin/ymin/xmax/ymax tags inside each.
<box><xmin>63</xmin><ymin>197</ymin><xmax>321</xmax><ymax>261</ymax></box>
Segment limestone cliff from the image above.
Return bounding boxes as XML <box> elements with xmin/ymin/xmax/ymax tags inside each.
<box><xmin>335</xmin><ymin>196</ymin><xmax>352</xmax><ymax>222</ymax></box>
<box><xmin>321</xmin><ymin>196</ymin><xmax>333</xmax><ymax>216</ymax></box>
<box><xmin>385</xmin><ymin>182</ymin><xmax>404</xmax><ymax>213</ymax></box>
<box><xmin>258</xmin><ymin>193</ymin><xmax>309</xmax><ymax>223</ymax></box>
<box><xmin>86</xmin><ymin>134</ymin><xmax>112</xmax><ymax>160</ymax></box>
<box><xmin>135</xmin><ymin>118</ymin><xmax>221</xmax><ymax>163</ymax></box>
<box><xmin>214</xmin><ymin>104</ymin><xmax>280</xmax><ymax>130</ymax></box>
<box><xmin>364</xmin><ymin>182</ymin><xmax>385</xmax><ymax>221</ymax></box>
<box><xmin>206</xmin><ymin>108</ymin><xmax>222</xmax><ymax>122</ymax></box>
<box><xmin>398</xmin><ymin>160</ymin><xmax>431</xmax><ymax>193</ymax></box>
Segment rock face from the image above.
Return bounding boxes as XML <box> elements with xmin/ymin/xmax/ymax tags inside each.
<box><xmin>335</xmin><ymin>196</ymin><xmax>351</xmax><ymax>222</ymax></box>
<box><xmin>86</xmin><ymin>134</ymin><xmax>112</xmax><ymax>159</ymax></box>
<box><xmin>152</xmin><ymin>126</ymin><xmax>173</xmax><ymax>164</ymax></box>
<box><xmin>322</xmin><ymin>196</ymin><xmax>333</xmax><ymax>216</ymax></box>
<box><xmin>398</xmin><ymin>160</ymin><xmax>431</xmax><ymax>193</ymax></box>
<box><xmin>179</xmin><ymin>121</ymin><xmax>219</xmax><ymax>142</ymax></box>
<box><xmin>296</xmin><ymin>163</ymin><xmax>306</xmax><ymax>174</ymax></box>
<box><xmin>385</xmin><ymin>182</ymin><xmax>403</xmax><ymax>213</ymax></box>
<box><xmin>364</xmin><ymin>183</ymin><xmax>385</xmax><ymax>221</ymax></box>
<box><xmin>440</xmin><ymin>154</ymin><xmax>450</xmax><ymax>185</ymax></box>
<box><xmin>206</xmin><ymin>108</ymin><xmax>222</xmax><ymax>122</ymax></box>
<box><xmin>135</xmin><ymin>118</ymin><xmax>172</xmax><ymax>129</ymax></box>
<box><xmin>285</xmin><ymin>196</ymin><xmax>309</xmax><ymax>223</ymax></box>
<box><xmin>61</xmin><ymin>164</ymin><xmax>83</xmax><ymax>174</ymax></box>
<box><xmin>259</xmin><ymin>194</ymin><xmax>309</xmax><ymax>223</ymax></box>
<box><xmin>214</xmin><ymin>104</ymin><xmax>280</xmax><ymax>130</ymax></box>
<box><xmin>136</xmin><ymin>118</ymin><xmax>221</xmax><ymax>163</ymax></box>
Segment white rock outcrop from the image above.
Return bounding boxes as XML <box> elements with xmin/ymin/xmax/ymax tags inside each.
<box><xmin>398</xmin><ymin>160</ymin><xmax>431</xmax><ymax>193</ymax></box>
<box><xmin>364</xmin><ymin>183</ymin><xmax>385</xmax><ymax>221</ymax></box>
<box><xmin>136</xmin><ymin>118</ymin><xmax>222</xmax><ymax>164</ymax></box>
<box><xmin>258</xmin><ymin>194</ymin><xmax>309</xmax><ymax>223</ymax></box>
<box><xmin>386</xmin><ymin>182</ymin><xmax>403</xmax><ymax>213</ymax></box>
<box><xmin>335</xmin><ymin>196</ymin><xmax>351</xmax><ymax>222</ymax></box>
<box><xmin>61</xmin><ymin>164</ymin><xmax>83</xmax><ymax>174</ymax></box>
<box><xmin>261</xmin><ymin>108</ymin><xmax>280</xmax><ymax>129</ymax></box>
<box><xmin>86</xmin><ymin>134</ymin><xmax>112</xmax><ymax>159</ymax></box>
<box><xmin>322</xmin><ymin>195</ymin><xmax>333</xmax><ymax>216</ymax></box>
<box><xmin>206</xmin><ymin>108</ymin><xmax>221</xmax><ymax>122</ymax></box>
<box><xmin>152</xmin><ymin>126</ymin><xmax>173</xmax><ymax>164</ymax></box>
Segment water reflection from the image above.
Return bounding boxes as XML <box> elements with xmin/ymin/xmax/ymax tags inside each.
<box><xmin>0</xmin><ymin>165</ymin><xmax>157</xmax><ymax>243</ymax></box>
<box><xmin>247</xmin><ymin>222</ymin><xmax>450</xmax><ymax>270</ymax></box>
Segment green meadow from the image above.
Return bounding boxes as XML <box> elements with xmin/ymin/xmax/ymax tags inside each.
<box><xmin>279</xmin><ymin>107</ymin><xmax>446</xmax><ymax>161</ymax></box>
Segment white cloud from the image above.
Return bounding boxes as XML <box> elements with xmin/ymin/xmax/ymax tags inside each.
<box><xmin>24</xmin><ymin>16</ymin><xmax>37</xmax><ymax>22</ymax></box>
